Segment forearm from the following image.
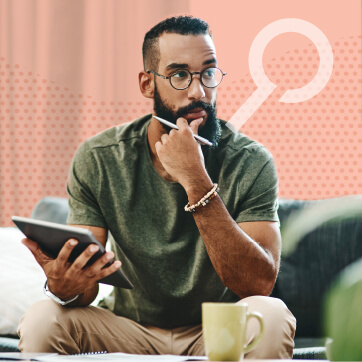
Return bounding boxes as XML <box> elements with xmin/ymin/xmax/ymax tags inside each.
<box><xmin>154</xmin><ymin>119</ymin><xmax>279</xmax><ymax>297</ymax></box>
<box><xmin>185</xmin><ymin>176</ymin><xmax>279</xmax><ymax>298</ymax></box>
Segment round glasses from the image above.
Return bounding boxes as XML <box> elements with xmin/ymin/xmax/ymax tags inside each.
<box><xmin>147</xmin><ymin>67</ymin><xmax>226</xmax><ymax>90</ymax></box>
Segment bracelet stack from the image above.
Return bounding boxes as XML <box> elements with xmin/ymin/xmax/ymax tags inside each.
<box><xmin>184</xmin><ymin>183</ymin><xmax>220</xmax><ymax>213</ymax></box>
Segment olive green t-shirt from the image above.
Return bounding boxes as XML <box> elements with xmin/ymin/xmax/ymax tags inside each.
<box><xmin>67</xmin><ymin>114</ymin><xmax>279</xmax><ymax>328</ymax></box>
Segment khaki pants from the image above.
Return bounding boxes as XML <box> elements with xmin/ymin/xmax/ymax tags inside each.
<box><xmin>18</xmin><ymin>296</ymin><xmax>296</xmax><ymax>359</ymax></box>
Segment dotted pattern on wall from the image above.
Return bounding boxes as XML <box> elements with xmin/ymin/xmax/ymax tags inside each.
<box><xmin>0</xmin><ymin>67</ymin><xmax>153</xmax><ymax>226</ymax></box>
<box><xmin>218</xmin><ymin>36</ymin><xmax>362</xmax><ymax>200</ymax></box>
<box><xmin>0</xmin><ymin>36</ymin><xmax>361</xmax><ymax>226</ymax></box>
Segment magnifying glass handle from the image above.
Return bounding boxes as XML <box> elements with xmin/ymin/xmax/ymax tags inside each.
<box><xmin>226</xmin><ymin>84</ymin><xmax>276</xmax><ymax>131</ymax></box>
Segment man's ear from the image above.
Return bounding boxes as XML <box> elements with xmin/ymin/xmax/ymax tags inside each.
<box><xmin>139</xmin><ymin>71</ymin><xmax>154</xmax><ymax>99</ymax></box>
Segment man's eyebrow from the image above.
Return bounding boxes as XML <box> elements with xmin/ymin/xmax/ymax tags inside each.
<box><xmin>203</xmin><ymin>58</ymin><xmax>217</xmax><ymax>66</ymax></box>
<box><xmin>166</xmin><ymin>63</ymin><xmax>189</xmax><ymax>71</ymax></box>
<box><xmin>165</xmin><ymin>58</ymin><xmax>217</xmax><ymax>72</ymax></box>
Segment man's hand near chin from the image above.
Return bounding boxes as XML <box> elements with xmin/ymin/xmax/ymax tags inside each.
<box><xmin>154</xmin><ymin>117</ymin><xmax>211</xmax><ymax>190</ymax></box>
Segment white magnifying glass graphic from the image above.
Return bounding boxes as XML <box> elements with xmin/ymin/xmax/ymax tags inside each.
<box><xmin>226</xmin><ymin>18</ymin><xmax>334</xmax><ymax>131</ymax></box>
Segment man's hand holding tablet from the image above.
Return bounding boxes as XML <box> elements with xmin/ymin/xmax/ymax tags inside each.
<box><xmin>12</xmin><ymin>217</ymin><xmax>133</xmax><ymax>307</ymax></box>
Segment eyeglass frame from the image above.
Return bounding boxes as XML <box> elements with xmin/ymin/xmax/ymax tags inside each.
<box><xmin>146</xmin><ymin>67</ymin><xmax>227</xmax><ymax>90</ymax></box>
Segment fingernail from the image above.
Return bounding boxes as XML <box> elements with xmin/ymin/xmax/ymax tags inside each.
<box><xmin>69</xmin><ymin>239</ymin><xmax>78</xmax><ymax>246</ymax></box>
<box><xmin>114</xmin><ymin>261</ymin><xmax>122</xmax><ymax>268</ymax></box>
<box><xmin>90</xmin><ymin>245</ymin><xmax>99</xmax><ymax>252</ymax></box>
<box><xmin>105</xmin><ymin>252</ymin><xmax>113</xmax><ymax>260</ymax></box>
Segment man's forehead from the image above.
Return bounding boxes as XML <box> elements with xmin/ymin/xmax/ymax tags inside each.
<box><xmin>158</xmin><ymin>33</ymin><xmax>216</xmax><ymax>70</ymax></box>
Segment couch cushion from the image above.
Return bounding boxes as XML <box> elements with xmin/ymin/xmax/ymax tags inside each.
<box><xmin>0</xmin><ymin>227</ymin><xmax>47</xmax><ymax>336</ymax></box>
<box><xmin>273</xmin><ymin>197</ymin><xmax>362</xmax><ymax>337</ymax></box>
<box><xmin>31</xmin><ymin>197</ymin><xmax>69</xmax><ymax>224</ymax></box>
<box><xmin>293</xmin><ymin>346</ymin><xmax>327</xmax><ymax>360</ymax></box>
<box><xmin>0</xmin><ymin>337</ymin><xmax>20</xmax><ymax>352</ymax></box>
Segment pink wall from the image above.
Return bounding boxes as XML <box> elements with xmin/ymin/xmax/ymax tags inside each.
<box><xmin>0</xmin><ymin>0</ymin><xmax>361</xmax><ymax>226</ymax></box>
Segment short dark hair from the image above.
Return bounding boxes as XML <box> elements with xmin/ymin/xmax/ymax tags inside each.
<box><xmin>142</xmin><ymin>15</ymin><xmax>212</xmax><ymax>71</ymax></box>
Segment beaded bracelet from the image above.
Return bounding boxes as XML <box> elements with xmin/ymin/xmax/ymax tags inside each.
<box><xmin>184</xmin><ymin>183</ymin><xmax>220</xmax><ymax>212</ymax></box>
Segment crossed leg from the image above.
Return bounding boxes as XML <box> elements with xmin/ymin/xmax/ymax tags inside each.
<box><xmin>18</xmin><ymin>296</ymin><xmax>295</xmax><ymax>358</ymax></box>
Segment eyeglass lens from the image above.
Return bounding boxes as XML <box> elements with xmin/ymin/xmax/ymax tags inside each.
<box><xmin>170</xmin><ymin>68</ymin><xmax>223</xmax><ymax>89</ymax></box>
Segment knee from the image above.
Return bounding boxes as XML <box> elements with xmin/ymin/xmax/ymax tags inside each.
<box><xmin>241</xmin><ymin>296</ymin><xmax>296</xmax><ymax>333</ymax></box>
<box><xmin>240</xmin><ymin>296</ymin><xmax>296</xmax><ymax>359</ymax></box>
<box><xmin>18</xmin><ymin>300</ymin><xmax>80</xmax><ymax>354</ymax></box>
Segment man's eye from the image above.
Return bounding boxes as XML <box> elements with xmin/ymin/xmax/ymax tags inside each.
<box><xmin>203</xmin><ymin>69</ymin><xmax>215</xmax><ymax>78</ymax></box>
<box><xmin>172</xmin><ymin>70</ymin><xmax>189</xmax><ymax>78</ymax></box>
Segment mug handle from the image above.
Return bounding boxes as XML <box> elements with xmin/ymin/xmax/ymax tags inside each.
<box><xmin>243</xmin><ymin>311</ymin><xmax>265</xmax><ymax>354</ymax></box>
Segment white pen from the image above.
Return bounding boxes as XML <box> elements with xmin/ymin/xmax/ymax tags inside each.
<box><xmin>153</xmin><ymin>115</ymin><xmax>214</xmax><ymax>147</ymax></box>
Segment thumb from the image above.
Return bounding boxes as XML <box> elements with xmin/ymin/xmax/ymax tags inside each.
<box><xmin>21</xmin><ymin>238</ymin><xmax>52</xmax><ymax>266</ymax></box>
<box><xmin>189</xmin><ymin>117</ymin><xmax>203</xmax><ymax>135</ymax></box>
<box><xmin>21</xmin><ymin>238</ymin><xmax>39</xmax><ymax>253</ymax></box>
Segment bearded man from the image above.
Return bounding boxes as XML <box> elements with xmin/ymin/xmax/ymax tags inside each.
<box><xmin>18</xmin><ymin>15</ymin><xmax>296</xmax><ymax>359</ymax></box>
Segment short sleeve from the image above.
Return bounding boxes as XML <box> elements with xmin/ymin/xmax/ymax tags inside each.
<box><xmin>66</xmin><ymin>141</ymin><xmax>107</xmax><ymax>228</ymax></box>
<box><xmin>234</xmin><ymin>150</ymin><xmax>280</xmax><ymax>226</ymax></box>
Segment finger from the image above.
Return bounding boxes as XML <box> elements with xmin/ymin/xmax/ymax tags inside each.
<box><xmin>155</xmin><ymin>141</ymin><xmax>162</xmax><ymax>154</ymax></box>
<box><xmin>69</xmin><ymin>243</ymin><xmax>100</xmax><ymax>272</ymax></box>
<box><xmin>21</xmin><ymin>237</ymin><xmax>39</xmax><ymax>253</ymax></box>
<box><xmin>176</xmin><ymin>117</ymin><xmax>188</xmax><ymax>129</ymax></box>
<box><xmin>160</xmin><ymin>133</ymin><xmax>168</xmax><ymax>143</ymax></box>
<box><xmin>189</xmin><ymin>117</ymin><xmax>203</xmax><ymax>135</ymax></box>
<box><xmin>21</xmin><ymin>238</ymin><xmax>53</xmax><ymax>266</ymax></box>
<box><xmin>85</xmin><ymin>251</ymin><xmax>117</xmax><ymax>277</ymax></box>
<box><xmin>56</xmin><ymin>238</ymin><xmax>79</xmax><ymax>266</ymax></box>
<box><xmin>91</xmin><ymin>260</ymin><xmax>122</xmax><ymax>282</ymax></box>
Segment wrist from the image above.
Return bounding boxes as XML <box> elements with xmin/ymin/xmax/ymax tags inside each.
<box><xmin>185</xmin><ymin>183</ymin><xmax>219</xmax><ymax>213</ymax></box>
<box><xmin>43</xmin><ymin>280</ymin><xmax>79</xmax><ymax>306</ymax></box>
<box><xmin>183</xmin><ymin>174</ymin><xmax>214</xmax><ymax>204</ymax></box>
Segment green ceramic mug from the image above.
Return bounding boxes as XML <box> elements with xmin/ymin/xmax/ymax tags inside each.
<box><xmin>202</xmin><ymin>302</ymin><xmax>264</xmax><ymax>361</ymax></box>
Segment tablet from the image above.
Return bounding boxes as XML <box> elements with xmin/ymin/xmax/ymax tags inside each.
<box><xmin>12</xmin><ymin>216</ymin><xmax>133</xmax><ymax>289</ymax></box>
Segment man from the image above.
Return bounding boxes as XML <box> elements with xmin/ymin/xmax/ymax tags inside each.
<box><xmin>18</xmin><ymin>16</ymin><xmax>296</xmax><ymax>358</ymax></box>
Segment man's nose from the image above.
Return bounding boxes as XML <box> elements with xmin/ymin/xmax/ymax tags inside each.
<box><xmin>187</xmin><ymin>76</ymin><xmax>205</xmax><ymax>101</ymax></box>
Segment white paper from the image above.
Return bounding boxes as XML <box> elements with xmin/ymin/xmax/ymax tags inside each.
<box><xmin>36</xmin><ymin>353</ymin><xmax>207</xmax><ymax>362</ymax></box>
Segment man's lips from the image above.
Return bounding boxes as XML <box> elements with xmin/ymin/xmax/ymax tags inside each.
<box><xmin>183</xmin><ymin>109</ymin><xmax>207</xmax><ymax>121</ymax></box>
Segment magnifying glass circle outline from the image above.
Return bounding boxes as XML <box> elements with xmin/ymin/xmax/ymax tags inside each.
<box><xmin>249</xmin><ymin>18</ymin><xmax>334</xmax><ymax>103</ymax></box>
<box><xmin>227</xmin><ymin>18</ymin><xmax>334</xmax><ymax>131</ymax></box>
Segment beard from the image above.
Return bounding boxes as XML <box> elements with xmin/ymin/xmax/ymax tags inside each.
<box><xmin>153</xmin><ymin>82</ymin><xmax>221</xmax><ymax>148</ymax></box>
